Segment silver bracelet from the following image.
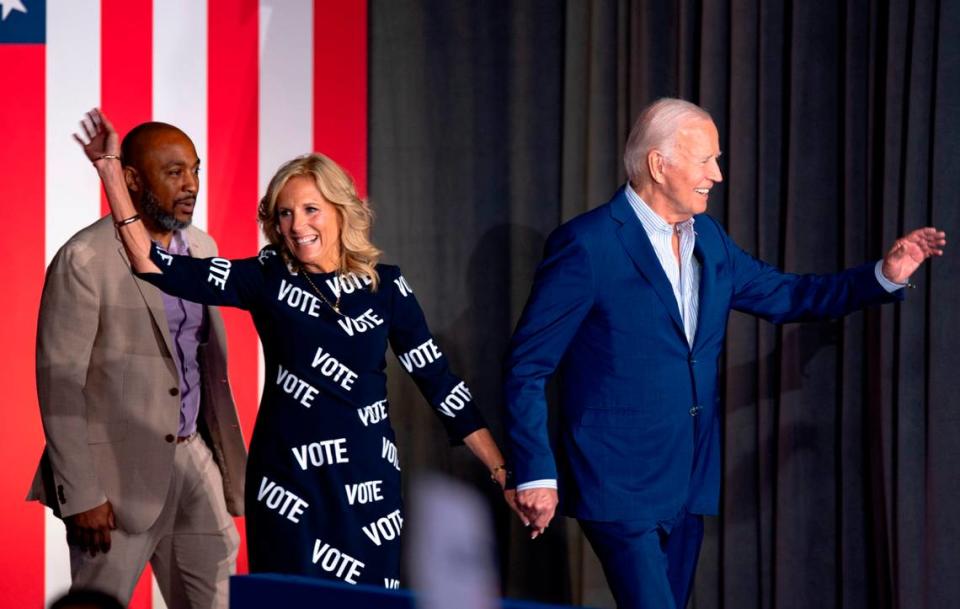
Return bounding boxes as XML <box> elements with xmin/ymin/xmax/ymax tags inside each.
<box><xmin>114</xmin><ymin>214</ymin><xmax>141</xmax><ymax>228</ymax></box>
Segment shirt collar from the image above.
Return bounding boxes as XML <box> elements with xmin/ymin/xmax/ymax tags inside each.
<box><xmin>154</xmin><ymin>230</ymin><xmax>189</xmax><ymax>255</ymax></box>
<box><xmin>624</xmin><ymin>183</ymin><xmax>696</xmax><ymax>235</ymax></box>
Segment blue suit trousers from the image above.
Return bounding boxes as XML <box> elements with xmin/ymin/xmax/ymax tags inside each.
<box><xmin>580</xmin><ymin>510</ymin><xmax>704</xmax><ymax>609</ymax></box>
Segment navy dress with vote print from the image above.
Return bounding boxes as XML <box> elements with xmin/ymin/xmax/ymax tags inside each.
<box><xmin>138</xmin><ymin>244</ymin><xmax>486</xmax><ymax>587</ymax></box>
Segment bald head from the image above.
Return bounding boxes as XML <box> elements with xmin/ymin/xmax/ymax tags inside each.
<box><xmin>120</xmin><ymin>122</ymin><xmax>193</xmax><ymax>170</ymax></box>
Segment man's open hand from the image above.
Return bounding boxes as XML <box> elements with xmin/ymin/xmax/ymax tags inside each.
<box><xmin>882</xmin><ymin>227</ymin><xmax>947</xmax><ymax>284</ymax></box>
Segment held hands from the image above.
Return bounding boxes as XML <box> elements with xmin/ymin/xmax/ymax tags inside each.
<box><xmin>516</xmin><ymin>487</ymin><xmax>558</xmax><ymax>540</ymax></box>
<box><xmin>882</xmin><ymin>227</ymin><xmax>947</xmax><ymax>284</ymax></box>
<box><xmin>491</xmin><ymin>469</ymin><xmax>528</xmax><ymax>528</ymax></box>
<box><xmin>72</xmin><ymin>108</ymin><xmax>120</xmax><ymax>164</ymax></box>
<box><xmin>65</xmin><ymin>500</ymin><xmax>117</xmax><ymax>557</ymax></box>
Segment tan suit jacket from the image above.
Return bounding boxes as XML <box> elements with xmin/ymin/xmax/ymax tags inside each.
<box><xmin>28</xmin><ymin>216</ymin><xmax>246</xmax><ymax>533</ymax></box>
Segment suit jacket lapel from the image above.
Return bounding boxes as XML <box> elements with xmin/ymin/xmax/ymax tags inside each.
<box><xmin>610</xmin><ymin>194</ymin><xmax>686</xmax><ymax>339</ymax></box>
<box><xmin>184</xmin><ymin>227</ymin><xmax>214</xmax><ymax>258</ymax></box>
<box><xmin>116</xmin><ymin>244</ymin><xmax>177</xmax><ymax>373</ymax></box>
<box><xmin>692</xmin><ymin>233</ymin><xmax>714</xmax><ymax>352</ymax></box>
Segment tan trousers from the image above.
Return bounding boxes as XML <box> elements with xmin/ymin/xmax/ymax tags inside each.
<box><xmin>69</xmin><ymin>435</ymin><xmax>240</xmax><ymax>609</ymax></box>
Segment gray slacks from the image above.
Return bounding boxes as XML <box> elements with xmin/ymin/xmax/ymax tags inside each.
<box><xmin>69</xmin><ymin>435</ymin><xmax>239</xmax><ymax>609</ymax></box>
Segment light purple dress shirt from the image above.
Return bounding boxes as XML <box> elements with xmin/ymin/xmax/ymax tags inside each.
<box><xmin>160</xmin><ymin>231</ymin><xmax>207</xmax><ymax>437</ymax></box>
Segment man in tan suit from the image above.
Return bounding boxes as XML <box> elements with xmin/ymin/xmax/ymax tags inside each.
<box><xmin>28</xmin><ymin>122</ymin><xmax>247</xmax><ymax>609</ymax></box>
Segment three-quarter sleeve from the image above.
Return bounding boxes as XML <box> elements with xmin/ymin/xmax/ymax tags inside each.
<box><xmin>136</xmin><ymin>242</ymin><xmax>265</xmax><ymax>310</ymax></box>
<box><xmin>385</xmin><ymin>266</ymin><xmax>486</xmax><ymax>443</ymax></box>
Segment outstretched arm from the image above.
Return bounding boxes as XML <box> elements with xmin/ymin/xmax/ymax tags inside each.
<box><xmin>73</xmin><ymin>108</ymin><xmax>159</xmax><ymax>274</ymax></box>
<box><xmin>881</xmin><ymin>227</ymin><xmax>947</xmax><ymax>284</ymax></box>
<box><xmin>385</xmin><ymin>267</ymin><xmax>525</xmax><ymax>526</ymax></box>
<box><xmin>721</xmin><ymin>215</ymin><xmax>943</xmax><ymax>322</ymax></box>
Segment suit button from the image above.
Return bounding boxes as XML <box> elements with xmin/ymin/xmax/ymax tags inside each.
<box><xmin>689</xmin><ymin>405</ymin><xmax>701</xmax><ymax>416</ymax></box>
<box><xmin>689</xmin><ymin>358</ymin><xmax>697</xmax><ymax>365</ymax></box>
<box><xmin>165</xmin><ymin>434</ymin><xmax>175</xmax><ymax>443</ymax></box>
<box><xmin>169</xmin><ymin>387</ymin><xmax>180</xmax><ymax>396</ymax></box>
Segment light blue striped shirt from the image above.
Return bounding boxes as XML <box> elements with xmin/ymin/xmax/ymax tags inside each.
<box><xmin>624</xmin><ymin>184</ymin><xmax>700</xmax><ymax>346</ymax></box>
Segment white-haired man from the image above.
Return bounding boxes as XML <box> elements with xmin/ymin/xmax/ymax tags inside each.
<box><xmin>504</xmin><ymin>98</ymin><xmax>945</xmax><ymax>608</ymax></box>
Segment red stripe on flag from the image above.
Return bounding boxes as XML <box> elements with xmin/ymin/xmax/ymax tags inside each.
<box><xmin>313</xmin><ymin>0</ymin><xmax>368</xmax><ymax>195</ymax></box>
<box><xmin>126</xmin><ymin>573</ymin><xmax>153</xmax><ymax>609</ymax></box>
<box><xmin>101</xmin><ymin>4</ymin><xmax>157</xmax><ymax>605</ymax></box>
<box><xmin>208</xmin><ymin>0</ymin><xmax>260</xmax><ymax>575</ymax></box>
<box><xmin>100</xmin><ymin>0</ymin><xmax>153</xmax><ymax>217</ymax></box>
<box><xmin>0</xmin><ymin>43</ymin><xmax>46</xmax><ymax>608</ymax></box>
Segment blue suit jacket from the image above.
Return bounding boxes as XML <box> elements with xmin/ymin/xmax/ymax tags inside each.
<box><xmin>505</xmin><ymin>188</ymin><xmax>902</xmax><ymax>521</ymax></box>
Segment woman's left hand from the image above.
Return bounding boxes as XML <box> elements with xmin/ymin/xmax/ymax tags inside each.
<box><xmin>492</xmin><ymin>469</ymin><xmax>526</xmax><ymax>524</ymax></box>
<box><xmin>461</xmin><ymin>428</ymin><xmax>529</xmax><ymax>526</ymax></box>
<box><xmin>502</xmin><ymin>487</ymin><xmax>526</xmax><ymax>523</ymax></box>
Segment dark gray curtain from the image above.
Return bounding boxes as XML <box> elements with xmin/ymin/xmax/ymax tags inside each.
<box><xmin>368</xmin><ymin>1</ymin><xmax>960</xmax><ymax>608</ymax></box>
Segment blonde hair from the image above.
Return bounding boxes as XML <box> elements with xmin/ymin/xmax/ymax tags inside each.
<box><xmin>258</xmin><ymin>153</ymin><xmax>382</xmax><ymax>289</ymax></box>
<box><xmin>623</xmin><ymin>98</ymin><xmax>713</xmax><ymax>186</ymax></box>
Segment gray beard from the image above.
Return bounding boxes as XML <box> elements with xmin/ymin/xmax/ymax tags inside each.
<box><xmin>140</xmin><ymin>189</ymin><xmax>191</xmax><ymax>232</ymax></box>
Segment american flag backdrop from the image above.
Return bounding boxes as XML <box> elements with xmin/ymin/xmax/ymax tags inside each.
<box><xmin>0</xmin><ymin>1</ymin><xmax>368</xmax><ymax>607</ymax></box>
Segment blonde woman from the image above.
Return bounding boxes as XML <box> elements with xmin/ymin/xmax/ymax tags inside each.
<box><xmin>76</xmin><ymin>109</ymin><xmax>515</xmax><ymax>585</ymax></box>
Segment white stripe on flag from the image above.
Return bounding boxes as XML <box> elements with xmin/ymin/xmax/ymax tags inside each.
<box><xmin>153</xmin><ymin>0</ymin><xmax>208</xmax><ymax>231</ymax></box>
<box><xmin>44</xmin><ymin>511</ymin><xmax>70</xmax><ymax>604</ymax></box>
<box><xmin>45</xmin><ymin>0</ymin><xmax>102</xmax><ymax>265</ymax></box>
<box><xmin>152</xmin><ymin>571</ymin><xmax>168</xmax><ymax>609</ymax></box>
<box><xmin>45</xmin><ymin>1</ymin><xmax>103</xmax><ymax>604</ymax></box>
<box><xmin>259</xmin><ymin>0</ymin><xmax>314</xmax><ymax>199</ymax></box>
<box><xmin>258</xmin><ymin>0</ymin><xmax>313</xmax><ymax>396</ymax></box>
<box><xmin>152</xmin><ymin>3</ymin><xmax>208</xmax><ymax>607</ymax></box>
